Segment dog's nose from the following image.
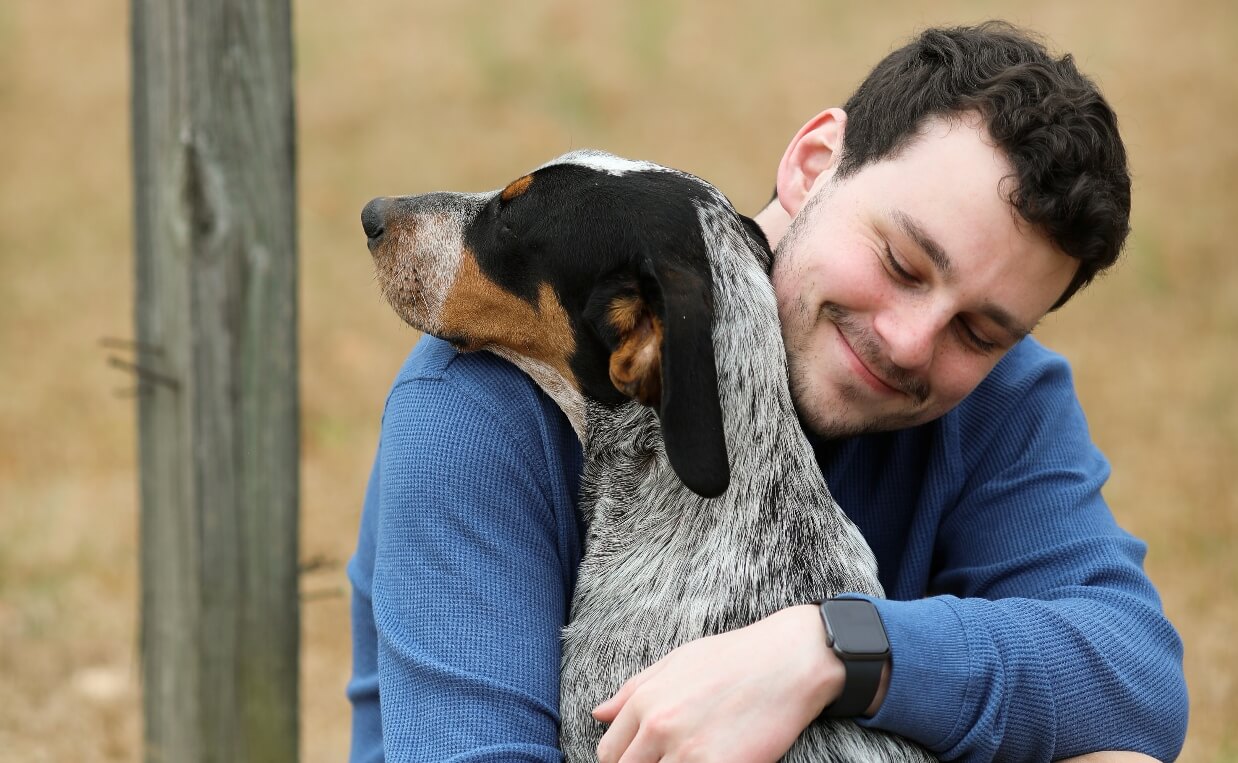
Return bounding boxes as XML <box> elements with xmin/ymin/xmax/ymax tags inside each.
<box><xmin>361</xmin><ymin>197</ymin><xmax>390</xmax><ymax>241</ymax></box>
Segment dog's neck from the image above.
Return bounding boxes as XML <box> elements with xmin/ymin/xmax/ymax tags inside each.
<box><xmin>583</xmin><ymin>196</ymin><xmax>821</xmax><ymax>500</ymax></box>
<box><xmin>692</xmin><ymin>197</ymin><xmax>816</xmax><ymax>480</ymax></box>
<box><xmin>486</xmin><ymin>346</ymin><xmax>589</xmax><ymax>440</ymax></box>
<box><xmin>572</xmin><ymin>194</ymin><xmax>881</xmax><ymax>597</ymax></box>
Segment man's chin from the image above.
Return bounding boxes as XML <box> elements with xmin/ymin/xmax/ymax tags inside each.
<box><xmin>792</xmin><ymin>382</ymin><xmax>934</xmax><ymax>440</ymax></box>
<box><xmin>799</xmin><ymin>408</ymin><xmax>884</xmax><ymax>440</ymax></box>
<box><xmin>791</xmin><ymin>388</ymin><xmax>879</xmax><ymax>440</ymax></box>
<box><xmin>789</xmin><ymin>358</ymin><xmax>906</xmax><ymax>438</ymax></box>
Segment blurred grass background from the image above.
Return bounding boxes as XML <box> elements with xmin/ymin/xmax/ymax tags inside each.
<box><xmin>1</xmin><ymin>0</ymin><xmax>1234</xmax><ymax>760</ymax></box>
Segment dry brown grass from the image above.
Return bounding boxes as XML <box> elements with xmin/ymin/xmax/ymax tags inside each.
<box><xmin>1</xmin><ymin>1</ymin><xmax>1234</xmax><ymax>760</ymax></box>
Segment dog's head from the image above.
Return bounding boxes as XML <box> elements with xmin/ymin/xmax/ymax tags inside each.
<box><xmin>363</xmin><ymin>150</ymin><xmax>762</xmax><ymax>497</ymax></box>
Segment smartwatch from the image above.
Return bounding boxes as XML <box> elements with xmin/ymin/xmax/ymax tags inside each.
<box><xmin>818</xmin><ymin>598</ymin><xmax>890</xmax><ymax>718</ymax></box>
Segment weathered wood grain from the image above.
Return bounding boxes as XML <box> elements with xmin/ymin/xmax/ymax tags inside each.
<box><xmin>132</xmin><ymin>0</ymin><xmax>299</xmax><ymax>759</ymax></box>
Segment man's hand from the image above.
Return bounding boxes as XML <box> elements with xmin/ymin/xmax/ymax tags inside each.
<box><xmin>592</xmin><ymin>604</ymin><xmax>880</xmax><ymax>763</ymax></box>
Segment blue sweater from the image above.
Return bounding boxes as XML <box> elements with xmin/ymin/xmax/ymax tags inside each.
<box><xmin>347</xmin><ymin>335</ymin><xmax>1188</xmax><ymax>762</ymax></box>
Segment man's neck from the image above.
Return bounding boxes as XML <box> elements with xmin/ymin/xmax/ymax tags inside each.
<box><xmin>753</xmin><ymin>198</ymin><xmax>792</xmax><ymax>251</ymax></box>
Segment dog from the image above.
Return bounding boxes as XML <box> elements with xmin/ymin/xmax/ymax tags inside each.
<box><xmin>362</xmin><ymin>149</ymin><xmax>934</xmax><ymax>762</ymax></box>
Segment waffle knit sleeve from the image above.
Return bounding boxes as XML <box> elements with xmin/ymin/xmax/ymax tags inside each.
<box><xmin>348</xmin><ymin>339</ymin><xmax>582</xmax><ymax>762</ymax></box>
<box><xmin>851</xmin><ymin>351</ymin><xmax>1188</xmax><ymax>761</ymax></box>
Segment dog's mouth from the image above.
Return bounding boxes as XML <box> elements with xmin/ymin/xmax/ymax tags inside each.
<box><xmin>368</xmin><ymin>211</ymin><xmax>472</xmax><ymax>338</ymax></box>
<box><xmin>365</xmin><ymin>220</ymin><xmax>426</xmax><ymax>330</ymax></box>
<box><xmin>364</xmin><ymin>192</ymin><xmax>495</xmax><ymax>337</ymax></box>
<box><xmin>376</xmin><ymin>260</ymin><xmax>428</xmax><ymax>331</ymax></box>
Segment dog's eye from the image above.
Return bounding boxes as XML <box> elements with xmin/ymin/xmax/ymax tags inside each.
<box><xmin>494</xmin><ymin>196</ymin><xmax>521</xmax><ymax>227</ymax></box>
<box><xmin>495</xmin><ymin>205</ymin><xmax>515</xmax><ymax>235</ymax></box>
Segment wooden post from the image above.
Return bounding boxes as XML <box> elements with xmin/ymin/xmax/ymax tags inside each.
<box><xmin>131</xmin><ymin>0</ymin><xmax>299</xmax><ymax>760</ymax></box>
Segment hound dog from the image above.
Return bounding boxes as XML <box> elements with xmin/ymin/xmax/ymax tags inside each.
<box><xmin>362</xmin><ymin>150</ymin><xmax>934</xmax><ymax>762</ymax></box>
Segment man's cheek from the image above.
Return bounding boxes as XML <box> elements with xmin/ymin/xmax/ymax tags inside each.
<box><xmin>932</xmin><ymin>365</ymin><xmax>991</xmax><ymax>411</ymax></box>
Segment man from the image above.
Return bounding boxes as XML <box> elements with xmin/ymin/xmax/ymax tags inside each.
<box><xmin>347</xmin><ymin>22</ymin><xmax>1188</xmax><ymax>763</ymax></box>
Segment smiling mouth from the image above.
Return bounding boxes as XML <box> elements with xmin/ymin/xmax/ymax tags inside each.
<box><xmin>837</xmin><ymin>329</ymin><xmax>903</xmax><ymax>396</ymax></box>
<box><xmin>817</xmin><ymin>301</ymin><xmax>933</xmax><ymax>404</ymax></box>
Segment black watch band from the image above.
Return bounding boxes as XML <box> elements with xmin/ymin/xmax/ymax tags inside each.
<box><xmin>818</xmin><ymin>599</ymin><xmax>890</xmax><ymax>718</ymax></box>
<box><xmin>824</xmin><ymin>653</ymin><xmax>884</xmax><ymax>717</ymax></box>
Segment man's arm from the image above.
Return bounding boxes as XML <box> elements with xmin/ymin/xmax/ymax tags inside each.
<box><xmin>592</xmin><ymin>616</ymin><xmax>1165</xmax><ymax>763</ymax></box>
<box><xmin>842</xmin><ymin>351</ymin><xmax>1188</xmax><ymax>761</ymax></box>
<box><xmin>594</xmin><ymin>555</ymin><xmax>1184</xmax><ymax>763</ymax></box>
<box><xmin>347</xmin><ymin>341</ymin><xmax>582</xmax><ymax>761</ymax></box>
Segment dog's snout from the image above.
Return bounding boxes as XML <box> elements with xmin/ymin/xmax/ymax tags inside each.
<box><xmin>361</xmin><ymin>197</ymin><xmax>390</xmax><ymax>241</ymax></box>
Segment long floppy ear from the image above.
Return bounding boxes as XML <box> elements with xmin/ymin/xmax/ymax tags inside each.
<box><xmin>647</xmin><ymin>259</ymin><xmax>730</xmax><ymax>497</ymax></box>
<box><xmin>584</xmin><ymin>259</ymin><xmax>730</xmax><ymax>497</ymax></box>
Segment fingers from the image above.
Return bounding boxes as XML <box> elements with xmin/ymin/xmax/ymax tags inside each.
<box><xmin>599</xmin><ymin>696</ymin><xmax>691</xmax><ymax>763</ymax></box>
<box><xmin>588</xmin><ymin>611</ymin><xmax>829</xmax><ymax>763</ymax></box>
<box><xmin>595</xmin><ymin>700</ymin><xmax>643</xmax><ymax>763</ymax></box>
<box><xmin>595</xmin><ymin>660</ymin><xmax>672</xmax><ymax>762</ymax></box>
<box><xmin>615</xmin><ymin>725</ymin><xmax>672</xmax><ymax>763</ymax></box>
<box><xmin>593</xmin><ymin>660</ymin><xmax>665</xmax><ymax>722</ymax></box>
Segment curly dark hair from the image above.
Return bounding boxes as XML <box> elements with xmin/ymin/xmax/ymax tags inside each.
<box><xmin>835</xmin><ymin>22</ymin><xmax>1130</xmax><ymax>309</ymax></box>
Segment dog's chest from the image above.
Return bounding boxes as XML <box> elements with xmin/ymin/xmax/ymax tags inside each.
<box><xmin>568</xmin><ymin>403</ymin><xmax>883</xmax><ymax>639</ymax></box>
<box><xmin>557</xmin><ymin>411</ymin><xmax>908</xmax><ymax>762</ymax></box>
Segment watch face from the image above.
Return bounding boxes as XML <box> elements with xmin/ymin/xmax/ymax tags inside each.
<box><xmin>824</xmin><ymin>600</ymin><xmax>890</xmax><ymax>657</ymax></box>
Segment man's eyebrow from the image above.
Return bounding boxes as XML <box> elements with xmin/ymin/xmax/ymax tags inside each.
<box><xmin>892</xmin><ymin>209</ymin><xmax>952</xmax><ymax>279</ymax></box>
<box><xmin>891</xmin><ymin>209</ymin><xmax>1032</xmax><ymax>342</ymax></box>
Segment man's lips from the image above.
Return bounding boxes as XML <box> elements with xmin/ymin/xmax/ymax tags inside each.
<box><xmin>835</xmin><ymin>326</ymin><xmax>903</xmax><ymax>397</ymax></box>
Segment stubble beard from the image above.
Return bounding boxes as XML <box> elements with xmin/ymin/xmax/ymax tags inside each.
<box><xmin>785</xmin><ymin>303</ymin><xmax>932</xmax><ymax>441</ymax></box>
<box><xmin>774</xmin><ymin>191</ymin><xmax>932</xmax><ymax>441</ymax></box>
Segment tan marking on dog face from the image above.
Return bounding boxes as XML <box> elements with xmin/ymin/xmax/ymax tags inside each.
<box><xmin>607</xmin><ymin>295</ymin><xmax>663</xmax><ymax>407</ymax></box>
<box><xmin>438</xmin><ymin>249</ymin><xmax>578</xmax><ymax>388</ymax></box>
<box><xmin>500</xmin><ymin>174</ymin><xmax>534</xmax><ymax>202</ymax></box>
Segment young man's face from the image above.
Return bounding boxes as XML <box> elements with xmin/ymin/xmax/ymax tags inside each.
<box><xmin>771</xmin><ymin>116</ymin><xmax>1079</xmax><ymax>439</ymax></box>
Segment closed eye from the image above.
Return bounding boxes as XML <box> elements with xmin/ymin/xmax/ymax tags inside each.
<box><xmin>882</xmin><ymin>243</ymin><xmax>1001</xmax><ymax>353</ymax></box>
<box><xmin>490</xmin><ymin>195</ymin><xmax>516</xmax><ymax>233</ymax></box>
<box><xmin>954</xmin><ymin>318</ymin><xmax>999</xmax><ymax>354</ymax></box>
<box><xmin>883</xmin><ymin>243</ymin><xmax>919</xmax><ymax>285</ymax></box>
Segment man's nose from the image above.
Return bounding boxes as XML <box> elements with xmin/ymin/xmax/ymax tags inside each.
<box><xmin>874</xmin><ymin>302</ymin><xmax>945</xmax><ymax>372</ymax></box>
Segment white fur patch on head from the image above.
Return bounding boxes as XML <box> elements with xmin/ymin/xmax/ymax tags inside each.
<box><xmin>539</xmin><ymin>149</ymin><xmax>667</xmax><ymax>177</ymax></box>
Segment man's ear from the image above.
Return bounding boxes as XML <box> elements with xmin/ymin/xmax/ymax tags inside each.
<box><xmin>583</xmin><ymin>260</ymin><xmax>730</xmax><ymax>498</ymax></box>
<box><xmin>775</xmin><ymin>107</ymin><xmax>847</xmax><ymax>217</ymax></box>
